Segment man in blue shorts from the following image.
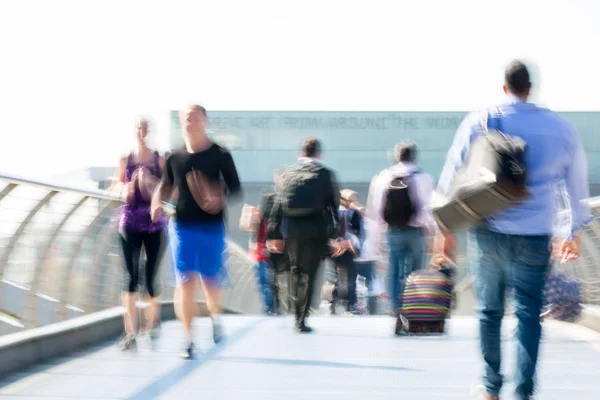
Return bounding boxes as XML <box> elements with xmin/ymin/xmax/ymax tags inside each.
<box><xmin>151</xmin><ymin>105</ymin><xmax>242</xmax><ymax>359</ymax></box>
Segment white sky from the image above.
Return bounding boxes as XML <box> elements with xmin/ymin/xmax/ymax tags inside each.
<box><xmin>1</xmin><ymin>0</ymin><xmax>600</xmax><ymax>180</ymax></box>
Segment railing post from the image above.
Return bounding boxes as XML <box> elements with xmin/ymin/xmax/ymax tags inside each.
<box><xmin>0</xmin><ymin>183</ymin><xmax>17</xmax><ymax>203</ymax></box>
<box><xmin>0</xmin><ymin>190</ymin><xmax>57</xmax><ymax>280</ymax></box>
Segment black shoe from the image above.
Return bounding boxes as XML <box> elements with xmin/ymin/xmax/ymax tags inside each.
<box><xmin>295</xmin><ymin>321</ymin><xmax>313</xmax><ymax>333</ymax></box>
<box><xmin>330</xmin><ymin>300</ymin><xmax>337</xmax><ymax>315</ymax></box>
<box><xmin>212</xmin><ymin>319</ymin><xmax>225</xmax><ymax>344</ymax></box>
<box><xmin>346</xmin><ymin>305</ymin><xmax>361</xmax><ymax>316</ymax></box>
<box><xmin>182</xmin><ymin>341</ymin><xmax>195</xmax><ymax>360</ymax></box>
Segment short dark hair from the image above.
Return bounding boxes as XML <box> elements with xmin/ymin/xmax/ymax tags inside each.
<box><xmin>505</xmin><ymin>60</ymin><xmax>531</xmax><ymax>95</ymax></box>
<box><xmin>302</xmin><ymin>138</ymin><xmax>321</xmax><ymax>158</ymax></box>
<box><xmin>395</xmin><ymin>141</ymin><xmax>417</xmax><ymax>163</ymax></box>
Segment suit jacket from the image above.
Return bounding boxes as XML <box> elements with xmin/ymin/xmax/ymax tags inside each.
<box><xmin>268</xmin><ymin>162</ymin><xmax>340</xmax><ymax>240</ymax></box>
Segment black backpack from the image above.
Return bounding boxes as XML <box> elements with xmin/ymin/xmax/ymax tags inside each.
<box><xmin>382</xmin><ymin>172</ymin><xmax>417</xmax><ymax>228</ymax></box>
<box><xmin>281</xmin><ymin>162</ymin><xmax>325</xmax><ymax>217</ymax></box>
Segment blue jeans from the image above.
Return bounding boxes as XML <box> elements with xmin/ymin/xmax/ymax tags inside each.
<box><xmin>355</xmin><ymin>261</ymin><xmax>377</xmax><ymax>314</ymax></box>
<box><xmin>387</xmin><ymin>228</ymin><xmax>426</xmax><ymax>312</ymax></box>
<box><xmin>255</xmin><ymin>261</ymin><xmax>275</xmax><ymax>313</ymax></box>
<box><xmin>469</xmin><ymin>227</ymin><xmax>550</xmax><ymax>399</ymax></box>
<box><xmin>355</xmin><ymin>262</ymin><xmax>374</xmax><ymax>289</ymax></box>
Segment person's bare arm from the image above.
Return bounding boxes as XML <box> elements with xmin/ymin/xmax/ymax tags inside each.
<box><xmin>150</xmin><ymin>182</ymin><xmax>174</xmax><ymax>221</ymax></box>
<box><xmin>137</xmin><ymin>154</ymin><xmax>164</xmax><ymax>201</ymax></box>
<box><xmin>150</xmin><ymin>155</ymin><xmax>175</xmax><ymax>221</ymax></box>
<box><xmin>107</xmin><ymin>156</ymin><xmax>135</xmax><ymax>201</ymax></box>
<box><xmin>106</xmin><ymin>157</ymin><xmax>126</xmax><ymax>192</ymax></box>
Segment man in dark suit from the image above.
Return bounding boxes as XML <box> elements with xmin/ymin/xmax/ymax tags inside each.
<box><xmin>267</xmin><ymin>138</ymin><xmax>340</xmax><ymax>332</ymax></box>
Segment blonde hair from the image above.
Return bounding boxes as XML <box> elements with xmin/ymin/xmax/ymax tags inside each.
<box><xmin>136</xmin><ymin>116</ymin><xmax>152</xmax><ymax>128</ymax></box>
<box><xmin>340</xmin><ymin>189</ymin><xmax>358</xmax><ymax>202</ymax></box>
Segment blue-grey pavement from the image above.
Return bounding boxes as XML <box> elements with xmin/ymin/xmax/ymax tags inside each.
<box><xmin>1</xmin><ymin>315</ymin><xmax>600</xmax><ymax>399</ymax></box>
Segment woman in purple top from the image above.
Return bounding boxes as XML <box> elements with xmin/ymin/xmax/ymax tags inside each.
<box><xmin>113</xmin><ymin>118</ymin><xmax>167</xmax><ymax>351</ymax></box>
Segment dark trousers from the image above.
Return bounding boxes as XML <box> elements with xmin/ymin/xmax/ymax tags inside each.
<box><xmin>120</xmin><ymin>229</ymin><xmax>165</xmax><ymax>298</ymax></box>
<box><xmin>355</xmin><ymin>261</ymin><xmax>377</xmax><ymax>314</ymax></box>
<box><xmin>286</xmin><ymin>237</ymin><xmax>326</xmax><ymax>325</ymax></box>
<box><xmin>331</xmin><ymin>252</ymin><xmax>357</xmax><ymax>309</ymax></box>
<box><xmin>270</xmin><ymin>252</ymin><xmax>290</xmax><ymax>314</ymax></box>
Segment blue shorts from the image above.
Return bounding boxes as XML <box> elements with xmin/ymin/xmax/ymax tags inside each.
<box><xmin>168</xmin><ymin>219</ymin><xmax>227</xmax><ymax>285</ymax></box>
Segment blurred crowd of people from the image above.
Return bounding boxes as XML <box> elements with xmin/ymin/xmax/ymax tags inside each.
<box><xmin>243</xmin><ymin>138</ymin><xmax>435</xmax><ymax>325</ymax></box>
<box><xmin>107</xmin><ymin>60</ymin><xmax>591</xmax><ymax>400</ymax></box>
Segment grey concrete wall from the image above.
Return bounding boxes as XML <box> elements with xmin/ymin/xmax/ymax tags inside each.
<box><xmin>0</xmin><ymin>301</ymin><xmax>236</xmax><ymax>378</ymax></box>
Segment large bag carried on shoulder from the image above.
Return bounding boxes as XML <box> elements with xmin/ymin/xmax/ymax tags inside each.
<box><xmin>432</xmin><ymin>111</ymin><xmax>529</xmax><ymax>232</ymax></box>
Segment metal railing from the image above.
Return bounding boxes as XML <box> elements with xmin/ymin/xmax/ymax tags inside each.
<box><xmin>560</xmin><ymin>197</ymin><xmax>600</xmax><ymax>306</ymax></box>
<box><xmin>441</xmin><ymin>198</ymin><xmax>600</xmax><ymax>307</ymax></box>
<box><xmin>1</xmin><ymin>171</ymin><xmax>599</xmax><ymax>336</ymax></box>
<box><xmin>0</xmin><ymin>173</ymin><xmax>259</xmax><ymax>336</ymax></box>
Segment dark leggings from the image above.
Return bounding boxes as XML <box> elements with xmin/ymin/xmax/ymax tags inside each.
<box><xmin>120</xmin><ymin>229</ymin><xmax>165</xmax><ymax>298</ymax></box>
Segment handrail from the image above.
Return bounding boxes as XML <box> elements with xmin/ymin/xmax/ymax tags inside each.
<box><xmin>1</xmin><ymin>171</ymin><xmax>599</xmax><ymax>336</ymax></box>
<box><xmin>3</xmin><ymin>170</ymin><xmax>599</xmax><ymax>212</ymax></box>
<box><xmin>0</xmin><ymin>171</ymin><xmax>176</xmax><ymax>217</ymax></box>
<box><xmin>0</xmin><ymin>172</ymin><xmax>123</xmax><ymax>202</ymax></box>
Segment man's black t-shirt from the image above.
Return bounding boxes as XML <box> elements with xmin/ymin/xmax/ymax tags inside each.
<box><xmin>163</xmin><ymin>143</ymin><xmax>242</xmax><ymax>222</ymax></box>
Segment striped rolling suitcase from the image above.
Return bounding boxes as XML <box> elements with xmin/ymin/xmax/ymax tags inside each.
<box><xmin>400</xmin><ymin>268</ymin><xmax>454</xmax><ymax>334</ymax></box>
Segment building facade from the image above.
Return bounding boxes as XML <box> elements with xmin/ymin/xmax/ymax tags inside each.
<box><xmin>170</xmin><ymin>110</ymin><xmax>600</xmax><ymax>186</ymax></box>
